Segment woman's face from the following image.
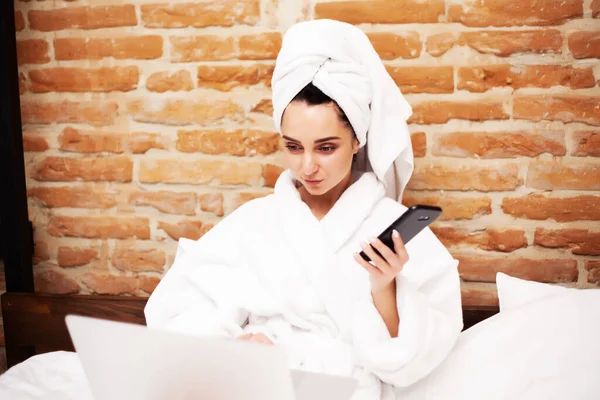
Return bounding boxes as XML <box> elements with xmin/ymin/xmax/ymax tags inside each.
<box><xmin>280</xmin><ymin>101</ymin><xmax>359</xmax><ymax>196</ymax></box>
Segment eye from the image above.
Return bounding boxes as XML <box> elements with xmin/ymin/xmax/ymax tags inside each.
<box><xmin>320</xmin><ymin>145</ymin><xmax>336</xmax><ymax>153</ymax></box>
<box><xmin>285</xmin><ymin>144</ymin><xmax>302</xmax><ymax>153</ymax></box>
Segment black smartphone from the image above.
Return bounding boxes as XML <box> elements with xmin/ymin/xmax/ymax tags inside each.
<box><xmin>359</xmin><ymin>204</ymin><xmax>442</xmax><ymax>262</ymax></box>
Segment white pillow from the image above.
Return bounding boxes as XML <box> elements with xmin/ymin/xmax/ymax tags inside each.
<box><xmin>495</xmin><ymin>272</ymin><xmax>574</xmax><ymax>312</ymax></box>
<box><xmin>396</xmin><ymin>289</ymin><xmax>600</xmax><ymax>400</ymax></box>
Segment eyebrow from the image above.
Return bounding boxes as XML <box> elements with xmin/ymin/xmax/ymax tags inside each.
<box><xmin>281</xmin><ymin>135</ymin><xmax>342</xmax><ymax>144</ymax></box>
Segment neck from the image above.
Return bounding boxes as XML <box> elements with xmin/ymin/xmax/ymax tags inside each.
<box><xmin>299</xmin><ymin>170</ymin><xmax>354</xmax><ymax>220</ymax></box>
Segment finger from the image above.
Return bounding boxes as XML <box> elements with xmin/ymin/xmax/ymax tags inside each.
<box><xmin>253</xmin><ymin>334</ymin><xmax>274</xmax><ymax>345</ymax></box>
<box><xmin>361</xmin><ymin>239</ymin><xmax>392</xmax><ymax>274</ymax></box>
<box><xmin>392</xmin><ymin>230</ymin><xmax>409</xmax><ymax>264</ymax></box>
<box><xmin>354</xmin><ymin>252</ymin><xmax>383</xmax><ymax>277</ymax></box>
<box><xmin>369</xmin><ymin>237</ymin><xmax>399</xmax><ymax>267</ymax></box>
<box><xmin>237</xmin><ymin>333</ymin><xmax>253</xmax><ymax>341</ymax></box>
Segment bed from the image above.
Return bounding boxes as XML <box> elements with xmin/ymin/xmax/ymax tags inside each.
<box><xmin>2</xmin><ymin>276</ymin><xmax>600</xmax><ymax>400</ymax></box>
<box><xmin>1</xmin><ymin>291</ymin><xmax>498</xmax><ymax>369</ymax></box>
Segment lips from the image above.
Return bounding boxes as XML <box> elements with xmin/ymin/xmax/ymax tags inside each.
<box><xmin>304</xmin><ymin>179</ymin><xmax>322</xmax><ymax>185</ymax></box>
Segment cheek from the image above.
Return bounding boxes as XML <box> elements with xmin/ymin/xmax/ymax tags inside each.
<box><xmin>282</xmin><ymin>152</ymin><xmax>302</xmax><ymax>171</ymax></box>
<box><xmin>320</xmin><ymin>150</ymin><xmax>353</xmax><ymax>172</ymax></box>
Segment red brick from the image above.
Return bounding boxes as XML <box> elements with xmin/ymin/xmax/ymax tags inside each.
<box><xmin>35</xmin><ymin>269</ymin><xmax>80</xmax><ymax>294</ymax></box>
<box><xmin>82</xmin><ymin>273</ymin><xmax>138</xmax><ymax>296</ymax></box>
<box><xmin>138</xmin><ymin>276</ymin><xmax>161</xmax><ymax>295</ymax></box>
<box><xmin>426</xmin><ymin>33</ymin><xmax>456</xmax><ymax>57</ymax></box>
<box><xmin>29</xmin><ymin>6</ymin><xmax>137</xmax><ymax>31</ymax></box>
<box><xmin>197</xmin><ymin>64</ymin><xmax>274</xmax><ymax>91</ymax></box>
<box><xmin>128</xmin><ymin>99</ymin><xmax>244</xmax><ymax>126</ymax></box>
<box><xmin>129</xmin><ymin>191</ymin><xmax>197</xmax><ymax>215</ymax></box>
<box><xmin>112</xmin><ymin>248</ymin><xmax>165</xmax><ymax>273</ymax></box>
<box><xmin>461</xmin><ymin>282</ymin><xmax>499</xmax><ymax>307</ymax></box>
<box><xmin>28</xmin><ymin>186</ymin><xmax>117</xmax><ymax>209</ymax></box>
<box><xmin>16</xmin><ymin>39</ymin><xmax>50</xmax><ymax>65</ymax></box>
<box><xmin>199</xmin><ymin>193</ymin><xmax>224</xmax><ymax>216</ymax></box>
<box><xmin>586</xmin><ymin>261</ymin><xmax>600</xmax><ymax>285</ymax></box>
<box><xmin>252</xmin><ymin>99</ymin><xmax>273</xmax><ymax>116</ymax></box>
<box><xmin>386</xmin><ymin>66</ymin><xmax>454</xmax><ymax>94</ymax></box>
<box><xmin>534</xmin><ymin>228</ymin><xmax>600</xmax><ymax>256</ymax></box>
<box><xmin>432</xmin><ymin>130</ymin><xmax>565</xmax><ymax>158</ymax></box>
<box><xmin>32</xmin><ymin>240</ymin><xmax>50</xmax><ymax>265</ymax></box>
<box><xmin>527</xmin><ymin>161</ymin><xmax>600</xmax><ymax>190</ymax></box>
<box><xmin>141</xmin><ymin>1</ymin><xmax>260</xmax><ymax>28</ymax></box>
<box><xmin>568</xmin><ymin>31</ymin><xmax>600</xmax><ymax>59</ymax></box>
<box><xmin>455</xmin><ymin>254</ymin><xmax>578</xmax><ymax>283</ymax></box>
<box><xmin>140</xmin><ymin>159</ymin><xmax>263</xmax><ymax>186</ymax></box>
<box><xmin>458</xmin><ymin>65</ymin><xmax>595</xmax><ymax>92</ymax></box>
<box><xmin>15</xmin><ymin>11</ymin><xmax>25</xmax><ymax>31</ymax></box>
<box><xmin>514</xmin><ymin>95</ymin><xmax>600</xmax><ymax>126</ymax></box>
<box><xmin>502</xmin><ymin>194</ymin><xmax>600</xmax><ymax>222</ymax></box>
<box><xmin>59</xmin><ymin>127</ymin><xmax>122</xmax><ymax>153</ymax></box>
<box><xmin>432</xmin><ymin>226</ymin><xmax>527</xmax><ymax>252</ymax></box>
<box><xmin>407</xmin><ymin>163</ymin><xmax>522</xmax><ymax>191</ymax></box>
<box><xmin>147</xmin><ymin>71</ymin><xmax>194</xmax><ymax>93</ymax></box>
<box><xmin>58</xmin><ymin>127</ymin><xmax>167</xmax><ymax>154</ymax></box>
<box><xmin>459</xmin><ymin>30</ymin><xmax>562</xmax><ymax>57</ymax></box>
<box><xmin>315</xmin><ymin>0</ymin><xmax>445</xmax><ymax>24</ymax></box>
<box><xmin>402</xmin><ymin>193</ymin><xmax>492</xmax><ymax>220</ymax></box>
<box><xmin>231</xmin><ymin>191</ymin><xmax>271</xmax><ymax>211</ymax></box>
<box><xmin>239</xmin><ymin>32</ymin><xmax>282</xmax><ymax>60</ymax></box>
<box><xmin>32</xmin><ymin>156</ymin><xmax>133</xmax><ymax>182</ymax></box>
<box><xmin>593</xmin><ymin>0</ymin><xmax>600</xmax><ymax>17</ymax></box>
<box><xmin>408</xmin><ymin>101</ymin><xmax>509</xmax><ymax>124</ymax></box>
<box><xmin>572</xmin><ymin>131</ymin><xmax>600</xmax><ymax>157</ymax></box>
<box><xmin>19</xmin><ymin>72</ymin><xmax>27</xmax><ymax>95</ymax></box>
<box><xmin>20</xmin><ymin>100</ymin><xmax>118</xmax><ymax>126</ymax></box>
<box><xmin>263</xmin><ymin>164</ymin><xmax>285</xmax><ymax>188</ymax></box>
<box><xmin>449</xmin><ymin>0</ymin><xmax>582</xmax><ymax>27</ymax></box>
<box><xmin>22</xmin><ymin>135</ymin><xmax>49</xmax><ymax>152</ymax></box>
<box><xmin>158</xmin><ymin>220</ymin><xmax>213</xmax><ymax>241</ymax></box>
<box><xmin>176</xmin><ymin>129</ymin><xmax>280</xmax><ymax>156</ymax></box>
<box><xmin>128</xmin><ymin>132</ymin><xmax>169</xmax><ymax>154</ymax></box>
<box><xmin>48</xmin><ymin>216</ymin><xmax>150</xmax><ymax>240</ymax></box>
<box><xmin>57</xmin><ymin>246</ymin><xmax>98</xmax><ymax>268</ymax></box>
<box><xmin>29</xmin><ymin>67</ymin><xmax>139</xmax><ymax>93</ymax></box>
<box><xmin>170</xmin><ymin>35</ymin><xmax>236</xmax><ymax>62</ymax></box>
<box><xmin>411</xmin><ymin>132</ymin><xmax>426</xmax><ymax>157</ymax></box>
<box><xmin>54</xmin><ymin>36</ymin><xmax>163</xmax><ymax>61</ymax></box>
<box><xmin>368</xmin><ymin>32</ymin><xmax>421</xmax><ymax>60</ymax></box>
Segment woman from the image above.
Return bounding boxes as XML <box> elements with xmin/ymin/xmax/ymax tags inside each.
<box><xmin>144</xmin><ymin>19</ymin><xmax>463</xmax><ymax>399</ymax></box>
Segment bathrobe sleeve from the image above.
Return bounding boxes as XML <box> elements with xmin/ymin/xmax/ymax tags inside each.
<box><xmin>144</xmin><ymin>203</ymin><xmax>274</xmax><ymax>339</ymax></box>
<box><xmin>351</xmin><ymin>227</ymin><xmax>463</xmax><ymax>388</ymax></box>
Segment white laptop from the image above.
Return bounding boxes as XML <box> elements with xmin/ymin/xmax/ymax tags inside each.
<box><xmin>65</xmin><ymin>315</ymin><xmax>357</xmax><ymax>400</ymax></box>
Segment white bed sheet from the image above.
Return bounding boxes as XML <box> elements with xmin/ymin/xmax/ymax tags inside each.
<box><xmin>1</xmin><ymin>289</ymin><xmax>599</xmax><ymax>400</ymax></box>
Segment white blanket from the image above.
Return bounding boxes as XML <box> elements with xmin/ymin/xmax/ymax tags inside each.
<box><xmin>143</xmin><ymin>170</ymin><xmax>463</xmax><ymax>399</ymax></box>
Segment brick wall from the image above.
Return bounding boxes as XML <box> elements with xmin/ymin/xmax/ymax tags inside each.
<box><xmin>10</xmin><ymin>0</ymin><xmax>600</xmax><ymax>312</ymax></box>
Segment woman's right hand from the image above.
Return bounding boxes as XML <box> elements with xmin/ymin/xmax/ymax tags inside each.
<box><xmin>236</xmin><ymin>333</ymin><xmax>274</xmax><ymax>345</ymax></box>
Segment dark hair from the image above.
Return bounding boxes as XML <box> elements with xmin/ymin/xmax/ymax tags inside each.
<box><xmin>291</xmin><ymin>83</ymin><xmax>355</xmax><ymax>136</ymax></box>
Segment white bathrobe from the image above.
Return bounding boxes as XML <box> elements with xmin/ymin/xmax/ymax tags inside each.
<box><xmin>144</xmin><ymin>170</ymin><xmax>463</xmax><ymax>400</ymax></box>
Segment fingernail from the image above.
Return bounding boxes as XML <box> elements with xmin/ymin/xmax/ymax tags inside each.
<box><xmin>369</xmin><ymin>236</ymin><xmax>377</xmax><ymax>244</ymax></box>
<box><xmin>392</xmin><ymin>230</ymin><xmax>400</xmax><ymax>238</ymax></box>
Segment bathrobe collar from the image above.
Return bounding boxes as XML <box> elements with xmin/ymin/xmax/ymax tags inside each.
<box><xmin>274</xmin><ymin>169</ymin><xmax>385</xmax><ymax>252</ymax></box>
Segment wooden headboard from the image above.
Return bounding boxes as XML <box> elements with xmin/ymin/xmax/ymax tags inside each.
<box><xmin>1</xmin><ymin>292</ymin><xmax>498</xmax><ymax>369</ymax></box>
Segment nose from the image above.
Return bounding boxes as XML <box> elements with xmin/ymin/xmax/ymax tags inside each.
<box><xmin>301</xmin><ymin>153</ymin><xmax>318</xmax><ymax>176</ymax></box>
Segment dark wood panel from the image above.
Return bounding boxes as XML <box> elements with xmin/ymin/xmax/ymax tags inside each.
<box><xmin>2</xmin><ymin>292</ymin><xmax>147</xmax><ymax>368</ymax></box>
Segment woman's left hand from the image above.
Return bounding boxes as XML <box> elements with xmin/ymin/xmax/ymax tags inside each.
<box><xmin>354</xmin><ymin>230</ymin><xmax>409</xmax><ymax>294</ymax></box>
